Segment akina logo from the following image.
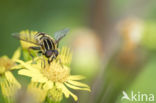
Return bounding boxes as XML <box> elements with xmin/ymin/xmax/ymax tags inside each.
<box><xmin>122</xmin><ymin>91</ymin><xmax>155</xmax><ymax>102</ymax></box>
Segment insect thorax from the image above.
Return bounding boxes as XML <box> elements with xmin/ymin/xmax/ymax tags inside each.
<box><xmin>35</xmin><ymin>33</ymin><xmax>56</xmax><ymax>52</ymax></box>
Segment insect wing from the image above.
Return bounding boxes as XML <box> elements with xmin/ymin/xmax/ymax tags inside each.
<box><xmin>12</xmin><ymin>32</ymin><xmax>40</xmax><ymax>46</ymax></box>
<box><xmin>54</xmin><ymin>28</ymin><xmax>70</xmax><ymax>43</ymax></box>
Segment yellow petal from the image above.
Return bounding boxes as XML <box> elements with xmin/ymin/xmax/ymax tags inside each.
<box><xmin>18</xmin><ymin>69</ymin><xmax>48</xmax><ymax>83</ymax></box>
<box><xmin>5</xmin><ymin>71</ymin><xmax>21</xmax><ymax>88</ymax></box>
<box><xmin>0</xmin><ymin>77</ymin><xmax>12</xmax><ymax>97</ymax></box>
<box><xmin>16</xmin><ymin>60</ymin><xmax>35</xmax><ymax>70</ymax></box>
<box><xmin>13</xmin><ymin>58</ymin><xmax>37</xmax><ymax>70</ymax></box>
<box><xmin>0</xmin><ymin>66</ymin><xmax>5</xmax><ymax>74</ymax></box>
<box><xmin>65</xmin><ymin>82</ymin><xmax>90</xmax><ymax>92</ymax></box>
<box><xmin>18</xmin><ymin>69</ymin><xmax>38</xmax><ymax>76</ymax></box>
<box><xmin>13</xmin><ymin>57</ymin><xmax>40</xmax><ymax>70</ymax></box>
<box><xmin>43</xmin><ymin>81</ymin><xmax>53</xmax><ymax>90</ymax></box>
<box><xmin>68</xmin><ymin>75</ymin><xmax>86</xmax><ymax>80</ymax></box>
<box><xmin>58</xmin><ymin>47</ymin><xmax>72</xmax><ymax>65</ymax></box>
<box><xmin>56</xmin><ymin>82</ymin><xmax>69</xmax><ymax>98</ymax></box>
<box><xmin>67</xmin><ymin>80</ymin><xmax>90</xmax><ymax>88</ymax></box>
<box><xmin>28</xmin><ymin>82</ymin><xmax>48</xmax><ymax>103</ymax></box>
<box><xmin>12</xmin><ymin>47</ymin><xmax>21</xmax><ymax>61</ymax></box>
<box><xmin>31</xmin><ymin>77</ymin><xmax>48</xmax><ymax>83</ymax></box>
<box><xmin>67</xmin><ymin>89</ymin><xmax>78</xmax><ymax>101</ymax></box>
<box><xmin>11</xmin><ymin>64</ymin><xmax>23</xmax><ymax>70</ymax></box>
<box><xmin>56</xmin><ymin>82</ymin><xmax>78</xmax><ymax>101</ymax></box>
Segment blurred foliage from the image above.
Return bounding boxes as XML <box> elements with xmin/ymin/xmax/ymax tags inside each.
<box><xmin>142</xmin><ymin>21</ymin><xmax>156</xmax><ymax>50</ymax></box>
<box><xmin>117</xmin><ymin>54</ymin><xmax>156</xmax><ymax>103</ymax></box>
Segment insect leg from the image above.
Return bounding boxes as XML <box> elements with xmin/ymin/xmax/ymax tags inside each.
<box><xmin>28</xmin><ymin>46</ymin><xmax>41</xmax><ymax>63</ymax></box>
<box><xmin>37</xmin><ymin>50</ymin><xmax>43</xmax><ymax>57</ymax></box>
<box><xmin>48</xmin><ymin>56</ymin><xmax>55</xmax><ymax>64</ymax></box>
<box><xmin>38</xmin><ymin>51</ymin><xmax>42</xmax><ymax>53</ymax></box>
<box><xmin>56</xmin><ymin>43</ymin><xmax>59</xmax><ymax>48</ymax></box>
<box><xmin>58</xmin><ymin>58</ymin><xmax>64</xmax><ymax>68</ymax></box>
<box><xmin>48</xmin><ymin>59</ymin><xmax>51</xmax><ymax>64</ymax></box>
<box><xmin>29</xmin><ymin>46</ymin><xmax>41</xmax><ymax>50</ymax></box>
<box><xmin>41</xmin><ymin>57</ymin><xmax>46</xmax><ymax>68</ymax></box>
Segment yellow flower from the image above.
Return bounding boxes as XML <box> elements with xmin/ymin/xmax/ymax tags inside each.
<box><xmin>17</xmin><ymin>47</ymin><xmax>90</xmax><ymax>102</ymax></box>
<box><xmin>0</xmin><ymin>48</ymin><xmax>21</xmax><ymax>101</ymax></box>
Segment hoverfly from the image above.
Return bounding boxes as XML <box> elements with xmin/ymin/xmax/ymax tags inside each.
<box><xmin>12</xmin><ymin>28</ymin><xmax>69</xmax><ymax>64</ymax></box>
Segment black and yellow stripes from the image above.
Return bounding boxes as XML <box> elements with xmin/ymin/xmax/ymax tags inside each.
<box><xmin>35</xmin><ymin>33</ymin><xmax>56</xmax><ymax>52</ymax></box>
<box><xmin>13</xmin><ymin>29</ymin><xmax>69</xmax><ymax>64</ymax></box>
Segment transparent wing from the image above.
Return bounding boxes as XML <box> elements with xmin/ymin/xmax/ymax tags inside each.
<box><xmin>54</xmin><ymin>28</ymin><xmax>70</xmax><ymax>43</ymax></box>
<box><xmin>12</xmin><ymin>32</ymin><xmax>40</xmax><ymax>46</ymax></box>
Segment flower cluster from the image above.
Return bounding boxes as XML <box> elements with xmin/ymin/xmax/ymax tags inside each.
<box><xmin>0</xmin><ymin>30</ymin><xmax>90</xmax><ymax>103</ymax></box>
<box><xmin>0</xmin><ymin>48</ymin><xmax>21</xmax><ymax>103</ymax></box>
<box><xmin>16</xmin><ymin>47</ymin><xmax>90</xmax><ymax>102</ymax></box>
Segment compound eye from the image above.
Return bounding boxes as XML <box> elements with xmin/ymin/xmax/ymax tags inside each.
<box><xmin>45</xmin><ymin>50</ymin><xmax>53</xmax><ymax>57</ymax></box>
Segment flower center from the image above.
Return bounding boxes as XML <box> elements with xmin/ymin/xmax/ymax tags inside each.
<box><xmin>42</xmin><ymin>62</ymin><xmax>70</xmax><ymax>83</ymax></box>
<box><xmin>0</xmin><ymin>57</ymin><xmax>15</xmax><ymax>74</ymax></box>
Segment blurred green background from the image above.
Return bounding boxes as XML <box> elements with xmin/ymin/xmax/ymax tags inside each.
<box><xmin>0</xmin><ymin>0</ymin><xmax>156</xmax><ymax>103</ymax></box>
<box><xmin>0</xmin><ymin>0</ymin><xmax>89</xmax><ymax>56</ymax></box>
